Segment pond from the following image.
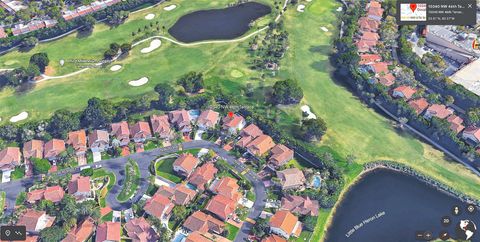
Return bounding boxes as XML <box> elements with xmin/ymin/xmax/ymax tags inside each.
<box><xmin>168</xmin><ymin>2</ymin><xmax>271</xmax><ymax>43</ymax></box>
<box><xmin>325</xmin><ymin>169</ymin><xmax>480</xmax><ymax>242</ymax></box>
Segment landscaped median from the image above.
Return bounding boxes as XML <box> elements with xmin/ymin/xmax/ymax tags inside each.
<box><xmin>117</xmin><ymin>159</ymin><xmax>140</xmax><ymax>202</ymax></box>
<box><xmin>92</xmin><ymin>168</ymin><xmax>117</xmax><ymax>207</ymax></box>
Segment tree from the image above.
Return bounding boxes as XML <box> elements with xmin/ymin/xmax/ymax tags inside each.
<box><xmin>20</xmin><ymin>37</ymin><xmax>38</xmax><ymax>48</ymax></box>
<box><xmin>299</xmin><ymin>118</ymin><xmax>327</xmax><ymax>142</ymax></box>
<box><xmin>40</xmin><ymin>226</ymin><xmax>65</xmax><ymax>242</ymax></box>
<box><xmin>172</xmin><ymin>206</ymin><xmax>188</xmax><ymax>222</ymax></box>
<box><xmin>48</xmin><ymin>109</ymin><xmax>80</xmax><ymax>139</ymax></box>
<box><xmin>26</xmin><ymin>64</ymin><xmax>41</xmax><ymax>79</ymax></box>
<box><xmin>177</xmin><ymin>72</ymin><xmax>204</xmax><ymax>93</ymax></box>
<box><xmin>80</xmin><ymin>167</ymin><xmax>94</xmax><ymax>176</ymax></box>
<box><xmin>252</xmin><ymin>217</ymin><xmax>269</xmax><ymax>237</ymax></box>
<box><xmin>82</xmin><ymin>98</ymin><xmax>116</xmax><ymax>129</ymax></box>
<box><xmin>29</xmin><ymin>53</ymin><xmax>50</xmax><ymax>73</ymax></box>
<box><xmin>32</xmin><ymin>158</ymin><xmax>51</xmax><ymax>174</ymax></box>
<box><xmin>106</xmin><ymin>10</ymin><xmax>129</xmax><ymax>26</ymax></box>
<box><xmin>120</xmin><ymin>43</ymin><xmax>132</xmax><ymax>54</ymax></box>
<box><xmin>80</xmin><ymin>15</ymin><xmax>96</xmax><ymax>32</ymax></box>
<box><xmin>303</xmin><ymin>215</ymin><xmax>317</xmax><ymax>231</ymax></box>
<box><xmin>272</xmin><ymin>79</ymin><xmax>304</xmax><ymax>105</ymax></box>
<box><xmin>154</xmin><ymin>83</ymin><xmax>176</xmax><ymax>109</ymax></box>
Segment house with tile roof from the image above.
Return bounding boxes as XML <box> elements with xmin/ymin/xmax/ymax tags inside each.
<box><xmin>447</xmin><ymin>115</ymin><xmax>465</xmax><ymax>134</ymax></box>
<box><xmin>276</xmin><ymin>168</ymin><xmax>306</xmax><ymax>190</ymax></box>
<box><xmin>129</xmin><ymin>121</ymin><xmax>152</xmax><ymax>143</ymax></box>
<box><xmin>95</xmin><ymin>222</ymin><xmax>121</xmax><ymax>242</ymax></box>
<box><xmin>38</xmin><ymin>186</ymin><xmax>65</xmax><ymax>203</ymax></box>
<box><xmin>110</xmin><ymin>121</ymin><xmax>130</xmax><ymax>147</ymax></box>
<box><xmin>124</xmin><ymin>217</ymin><xmax>159</xmax><ymax>242</ymax></box>
<box><xmin>281</xmin><ymin>195</ymin><xmax>319</xmax><ymax>216</ymax></box>
<box><xmin>17</xmin><ymin>209</ymin><xmax>55</xmax><ymax>233</ymax></box>
<box><xmin>357</xmin><ymin>17</ymin><xmax>380</xmax><ymax>33</ymax></box>
<box><xmin>247</xmin><ymin>134</ymin><xmax>276</xmax><ymax>156</ymax></box>
<box><xmin>44</xmin><ymin>139</ymin><xmax>66</xmax><ymax>161</ymax></box>
<box><xmin>62</xmin><ymin>217</ymin><xmax>95</xmax><ymax>242</ymax></box>
<box><xmin>408</xmin><ymin>98</ymin><xmax>430</xmax><ymax>115</ymax></box>
<box><xmin>88</xmin><ymin>130</ymin><xmax>110</xmax><ymax>153</ymax></box>
<box><xmin>222</xmin><ymin>114</ymin><xmax>246</xmax><ymax>135</ymax></box>
<box><xmin>369</xmin><ymin>62</ymin><xmax>389</xmax><ymax>75</ymax></box>
<box><xmin>367</xmin><ymin>4</ymin><xmax>384</xmax><ymax>21</ymax></box>
<box><xmin>0</xmin><ymin>27</ymin><xmax>7</xmax><ymax>39</ymax></box>
<box><xmin>68</xmin><ymin>175</ymin><xmax>91</xmax><ymax>202</ymax></box>
<box><xmin>173</xmin><ymin>153</ymin><xmax>200</xmax><ymax>177</ymax></box>
<box><xmin>356</xmin><ymin>39</ymin><xmax>378</xmax><ymax>53</ymax></box>
<box><xmin>187</xmin><ymin>163</ymin><xmax>218</xmax><ymax>191</ymax></box>
<box><xmin>150</xmin><ymin>115</ymin><xmax>172</xmax><ymax>139</ymax></box>
<box><xmin>210</xmin><ymin>177</ymin><xmax>241</xmax><ymax>202</ymax></box>
<box><xmin>237</xmin><ymin>136</ymin><xmax>253</xmax><ymax>148</ymax></box>
<box><xmin>241</xmin><ymin>124</ymin><xmax>264</xmax><ymax>138</ymax></box>
<box><xmin>185</xmin><ymin>231</ymin><xmax>212</xmax><ymax>242</ymax></box>
<box><xmin>424</xmin><ymin>104</ymin><xmax>454</xmax><ymax>120</ymax></box>
<box><xmin>262</xmin><ymin>234</ymin><xmax>288</xmax><ymax>242</ymax></box>
<box><xmin>269</xmin><ymin>144</ymin><xmax>294</xmax><ymax>167</ymax></box>
<box><xmin>269</xmin><ymin>210</ymin><xmax>302</xmax><ymax>239</ymax></box>
<box><xmin>359</xmin><ymin>53</ymin><xmax>381</xmax><ymax>65</ymax></box>
<box><xmin>144</xmin><ymin>193</ymin><xmax>174</xmax><ymax>220</ymax></box>
<box><xmin>27</xmin><ymin>189</ymin><xmax>45</xmax><ymax>204</ymax></box>
<box><xmin>205</xmin><ymin>194</ymin><xmax>237</xmax><ymax>221</ymax></box>
<box><xmin>463</xmin><ymin>126</ymin><xmax>480</xmax><ymax>144</ymax></box>
<box><xmin>377</xmin><ymin>73</ymin><xmax>395</xmax><ymax>87</ymax></box>
<box><xmin>23</xmin><ymin>140</ymin><xmax>44</xmax><ymax>160</ymax></box>
<box><xmin>156</xmin><ymin>184</ymin><xmax>197</xmax><ymax>205</ymax></box>
<box><xmin>197</xmin><ymin>109</ymin><xmax>220</xmax><ymax>130</ymax></box>
<box><xmin>67</xmin><ymin>130</ymin><xmax>87</xmax><ymax>156</ymax></box>
<box><xmin>169</xmin><ymin>110</ymin><xmax>192</xmax><ymax>133</ymax></box>
<box><xmin>0</xmin><ymin>147</ymin><xmax>21</xmax><ymax>172</ymax></box>
<box><xmin>183</xmin><ymin>211</ymin><xmax>225</xmax><ymax>234</ymax></box>
<box><xmin>392</xmin><ymin>85</ymin><xmax>416</xmax><ymax>100</ymax></box>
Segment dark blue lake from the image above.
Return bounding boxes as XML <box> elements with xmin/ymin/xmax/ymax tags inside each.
<box><xmin>168</xmin><ymin>2</ymin><xmax>271</xmax><ymax>43</ymax></box>
<box><xmin>325</xmin><ymin>169</ymin><xmax>480</xmax><ymax>242</ymax></box>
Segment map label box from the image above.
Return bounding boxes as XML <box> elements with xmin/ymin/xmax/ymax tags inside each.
<box><xmin>396</xmin><ymin>0</ymin><xmax>476</xmax><ymax>25</ymax></box>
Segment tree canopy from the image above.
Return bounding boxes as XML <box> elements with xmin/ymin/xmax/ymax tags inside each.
<box><xmin>29</xmin><ymin>53</ymin><xmax>50</xmax><ymax>73</ymax></box>
<box><xmin>299</xmin><ymin>118</ymin><xmax>327</xmax><ymax>142</ymax></box>
<box><xmin>177</xmin><ymin>71</ymin><xmax>204</xmax><ymax>93</ymax></box>
<box><xmin>272</xmin><ymin>79</ymin><xmax>304</xmax><ymax>105</ymax></box>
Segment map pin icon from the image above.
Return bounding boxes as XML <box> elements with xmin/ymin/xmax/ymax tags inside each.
<box><xmin>5</xmin><ymin>230</ymin><xmax>10</xmax><ymax>236</ymax></box>
<box><xmin>410</xmin><ymin>3</ymin><xmax>417</xmax><ymax>12</ymax></box>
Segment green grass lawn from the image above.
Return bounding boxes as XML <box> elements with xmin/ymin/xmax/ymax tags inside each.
<box><xmin>101</xmin><ymin>211</ymin><xmax>113</xmax><ymax>222</ymax></box>
<box><xmin>155</xmin><ymin>157</ymin><xmax>182</xmax><ymax>183</ymax></box>
<box><xmin>225</xmin><ymin>223</ymin><xmax>240</xmax><ymax>241</ymax></box>
<box><xmin>11</xmin><ymin>166</ymin><xmax>25</xmax><ymax>180</ymax></box>
<box><xmin>93</xmin><ymin>168</ymin><xmax>116</xmax><ymax>207</ymax></box>
<box><xmin>117</xmin><ymin>159</ymin><xmax>140</xmax><ymax>202</ymax></box>
<box><xmin>0</xmin><ymin>191</ymin><xmax>5</xmax><ymax>216</ymax></box>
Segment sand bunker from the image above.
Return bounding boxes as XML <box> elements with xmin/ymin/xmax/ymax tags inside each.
<box><xmin>141</xmin><ymin>39</ymin><xmax>161</xmax><ymax>53</ymax></box>
<box><xmin>297</xmin><ymin>4</ymin><xmax>305</xmax><ymax>12</ymax></box>
<box><xmin>145</xmin><ymin>13</ymin><xmax>155</xmax><ymax>20</ymax></box>
<box><xmin>129</xmin><ymin>77</ymin><xmax>149</xmax><ymax>87</ymax></box>
<box><xmin>10</xmin><ymin>111</ymin><xmax>28</xmax><ymax>122</ymax></box>
<box><xmin>164</xmin><ymin>5</ymin><xmax>177</xmax><ymax>11</ymax></box>
<box><xmin>110</xmin><ymin>65</ymin><xmax>122</xmax><ymax>71</ymax></box>
<box><xmin>321</xmin><ymin>26</ymin><xmax>329</xmax><ymax>32</ymax></box>
<box><xmin>301</xmin><ymin>105</ymin><xmax>317</xmax><ymax>120</ymax></box>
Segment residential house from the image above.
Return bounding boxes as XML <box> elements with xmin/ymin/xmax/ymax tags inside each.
<box><xmin>185</xmin><ymin>231</ymin><xmax>212</xmax><ymax>242</ymax></box>
<box><xmin>183</xmin><ymin>211</ymin><xmax>225</xmax><ymax>234</ymax></box>
<box><xmin>367</xmin><ymin>2</ymin><xmax>384</xmax><ymax>21</ymax></box>
<box><xmin>62</xmin><ymin>217</ymin><xmax>95</xmax><ymax>242</ymax></box>
<box><xmin>44</xmin><ymin>139</ymin><xmax>66</xmax><ymax>161</ymax></box>
<box><xmin>68</xmin><ymin>174</ymin><xmax>91</xmax><ymax>202</ymax></box>
<box><xmin>0</xmin><ymin>147</ymin><xmax>21</xmax><ymax>172</ymax></box>
<box><xmin>359</xmin><ymin>53</ymin><xmax>381</xmax><ymax>65</ymax></box>
<box><xmin>377</xmin><ymin>73</ymin><xmax>395</xmax><ymax>87</ymax></box>
<box><xmin>369</xmin><ymin>62</ymin><xmax>389</xmax><ymax>76</ymax></box>
<box><xmin>27</xmin><ymin>189</ymin><xmax>45</xmax><ymax>204</ymax></box>
<box><xmin>356</xmin><ymin>39</ymin><xmax>377</xmax><ymax>53</ymax></box>
<box><xmin>17</xmin><ymin>209</ymin><xmax>55</xmax><ymax>233</ymax></box>
<box><xmin>447</xmin><ymin>115</ymin><xmax>465</xmax><ymax>134</ymax></box>
<box><xmin>392</xmin><ymin>85</ymin><xmax>416</xmax><ymax>100</ymax></box>
<box><xmin>241</xmin><ymin>124</ymin><xmax>264</xmax><ymax>138</ymax></box>
<box><xmin>67</xmin><ymin>130</ymin><xmax>87</xmax><ymax>156</ymax></box>
<box><xmin>150</xmin><ymin>115</ymin><xmax>172</xmax><ymax>139</ymax></box>
<box><xmin>110</xmin><ymin>121</ymin><xmax>130</xmax><ymax>147</ymax></box>
<box><xmin>144</xmin><ymin>193</ymin><xmax>174</xmax><ymax>220</ymax></box>
<box><xmin>95</xmin><ymin>222</ymin><xmax>121</xmax><ymax>242</ymax></box>
<box><xmin>357</xmin><ymin>17</ymin><xmax>380</xmax><ymax>33</ymax></box>
<box><xmin>124</xmin><ymin>217</ymin><xmax>159</xmax><ymax>242</ymax></box>
<box><xmin>424</xmin><ymin>104</ymin><xmax>454</xmax><ymax>120</ymax></box>
<box><xmin>463</xmin><ymin>126</ymin><xmax>480</xmax><ymax>144</ymax></box>
<box><xmin>23</xmin><ymin>140</ymin><xmax>44</xmax><ymax>160</ymax></box>
<box><xmin>169</xmin><ymin>110</ymin><xmax>192</xmax><ymax>133</ymax></box>
<box><xmin>269</xmin><ymin>144</ymin><xmax>294</xmax><ymax>167</ymax></box>
<box><xmin>205</xmin><ymin>194</ymin><xmax>237</xmax><ymax>221</ymax></box>
<box><xmin>361</xmin><ymin>32</ymin><xmax>379</xmax><ymax>42</ymax></box>
<box><xmin>408</xmin><ymin>98</ymin><xmax>430</xmax><ymax>115</ymax></box>
<box><xmin>187</xmin><ymin>163</ymin><xmax>218</xmax><ymax>191</ymax></box>
<box><xmin>173</xmin><ymin>153</ymin><xmax>199</xmax><ymax>177</ymax></box>
<box><xmin>281</xmin><ymin>195</ymin><xmax>319</xmax><ymax>216</ymax></box>
<box><xmin>210</xmin><ymin>177</ymin><xmax>241</xmax><ymax>202</ymax></box>
<box><xmin>88</xmin><ymin>130</ymin><xmax>110</xmax><ymax>153</ymax></box>
<box><xmin>156</xmin><ymin>184</ymin><xmax>197</xmax><ymax>205</ymax></box>
<box><xmin>236</xmin><ymin>136</ymin><xmax>253</xmax><ymax>148</ymax></box>
<box><xmin>276</xmin><ymin>168</ymin><xmax>306</xmax><ymax>190</ymax></box>
<box><xmin>0</xmin><ymin>27</ymin><xmax>7</xmax><ymax>38</ymax></box>
<box><xmin>129</xmin><ymin>121</ymin><xmax>152</xmax><ymax>143</ymax></box>
<box><xmin>197</xmin><ymin>109</ymin><xmax>220</xmax><ymax>130</ymax></box>
<box><xmin>269</xmin><ymin>210</ymin><xmax>302</xmax><ymax>239</ymax></box>
<box><xmin>222</xmin><ymin>114</ymin><xmax>246</xmax><ymax>135</ymax></box>
<box><xmin>247</xmin><ymin>134</ymin><xmax>276</xmax><ymax>156</ymax></box>
<box><xmin>262</xmin><ymin>235</ymin><xmax>288</xmax><ymax>242</ymax></box>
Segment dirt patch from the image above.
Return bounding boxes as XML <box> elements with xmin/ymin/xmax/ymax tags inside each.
<box><xmin>44</xmin><ymin>66</ymin><xmax>55</xmax><ymax>76</ymax></box>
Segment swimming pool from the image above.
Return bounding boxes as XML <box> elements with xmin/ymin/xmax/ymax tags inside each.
<box><xmin>312</xmin><ymin>175</ymin><xmax>322</xmax><ymax>188</ymax></box>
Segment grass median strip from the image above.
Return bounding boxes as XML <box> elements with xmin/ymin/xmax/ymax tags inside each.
<box><xmin>117</xmin><ymin>159</ymin><xmax>140</xmax><ymax>202</ymax></box>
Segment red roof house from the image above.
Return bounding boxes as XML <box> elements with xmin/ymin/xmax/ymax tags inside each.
<box><xmin>187</xmin><ymin>163</ymin><xmax>218</xmax><ymax>191</ymax></box>
<box><xmin>110</xmin><ymin>121</ymin><xmax>130</xmax><ymax>147</ymax></box>
<box><xmin>62</xmin><ymin>217</ymin><xmax>95</xmax><ymax>242</ymax></box>
<box><xmin>173</xmin><ymin>153</ymin><xmax>199</xmax><ymax>177</ymax></box>
<box><xmin>129</xmin><ymin>121</ymin><xmax>152</xmax><ymax>143</ymax></box>
<box><xmin>124</xmin><ymin>217</ymin><xmax>159</xmax><ymax>242</ymax></box>
<box><xmin>150</xmin><ymin>115</ymin><xmax>172</xmax><ymax>139</ymax></box>
<box><xmin>424</xmin><ymin>104</ymin><xmax>454</xmax><ymax>120</ymax></box>
<box><xmin>197</xmin><ymin>110</ymin><xmax>220</xmax><ymax>130</ymax></box>
<box><xmin>408</xmin><ymin>98</ymin><xmax>430</xmax><ymax>115</ymax></box>
<box><xmin>44</xmin><ymin>139</ymin><xmax>66</xmax><ymax>161</ymax></box>
<box><xmin>144</xmin><ymin>193</ymin><xmax>174</xmax><ymax>220</ymax></box>
<box><xmin>67</xmin><ymin>130</ymin><xmax>87</xmax><ymax>155</ymax></box>
<box><xmin>247</xmin><ymin>134</ymin><xmax>276</xmax><ymax>156</ymax></box>
<box><xmin>95</xmin><ymin>222</ymin><xmax>120</xmax><ymax>242</ymax></box>
<box><xmin>269</xmin><ymin>210</ymin><xmax>302</xmax><ymax>239</ymax></box>
<box><xmin>269</xmin><ymin>144</ymin><xmax>294</xmax><ymax>167</ymax></box>
<box><xmin>0</xmin><ymin>147</ymin><xmax>21</xmax><ymax>172</ymax></box>
<box><xmin>205</xmin><ymin>194</ymin><xmax>236</xmax><ymax>221</ymax></box>
<box><xmin>392</xmin><ymin>85</ymin><xmax>416</xmax><ymax>100</ymax></box>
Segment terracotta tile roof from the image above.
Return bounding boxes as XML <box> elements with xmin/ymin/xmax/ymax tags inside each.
<box><xmin>269</xmin><ymin>144</ymin><xmax>294</xmax><ymax>167</ymax></box>
<box><xmin>359</xmin><ymin>53</ymin><xmax>381</xmax><ymax>65</ymax></box>
<box><xmin>262</xmin><ymin>235</ymin><xmax>288</xmax><ymax>242</ymax></box>
<box><xmin>377</xmin><ymin>73</ymin><xmax>395</xmax><ymax>87</ymax></box>
<box><xmin>188</xmin><ymin>163</ymin><xmax>218</xmax><ymax>191</ymax></box>
<box><xmin>67</xmin><ymin>130</ymin><xmax>87</xmax><ymax>153</ymax></box>
<box><xmin>269</xmin><ymin>210</ymin><xmax>301</xmax><ymax>238</ymax></box>
<box><xmin>44</xmin><ymin>186</ymin><xmax>65</xmax><ymax>203</ymax></box>
<box><xmin>173</xmin><ymin>153</ymin><xmax>199</xmax><ymax>177</ymax></box>
<box><xmin>95</xmin><ymin>222</ymin><xmax>120</xmax><ymax>242</ymax></box>
<box><xmin>211</xmin><ymin>177</ymin><xmax>241</xmax><ymax>202</ymax></box>
<box><xmin>236</xmin><ymin>136</ymin><xmax>253</xmax><ymax>148</ymax></box>
<box><xmin>392</xmin><ymin>85</ymin><xmax>416</xmax><ymax>100</ymax></box>
<box><xmin>0</xmin><ymin>147</ymin><xmax>21</xmax><ymax>171</ymax></box>
<box><xmin>185</xmin><ymin>231</ymin><xmax>212</xmax><ymax>242</ymax></box>
<box><xmin>247</xmin><ymin>134</ymin><xmax>276</xmax><ymax>156</ymax></box>
<box><xmin>408</xmin><ymin>98</ymin><xmax>430</xmax><ymax>115</ymax></box>
<box><xmin>277</xmin><ymin>168</ymin><xmax>306</xmax><ymax>190</ymax></box>
<box><xmin>62</xmin><ymin>217</ymin><xmax>95</xmax><ymax>242</ymax></box>
<box><xmin>88</xmin><ymin>130</ymin><xmax>109</xmax><ymax>147</ymax></box>
<box><xmin>205</xmin><ymin>194</ymin><xmax>236</xmax><ymax>221</ymax></box>
<box><xmin>281</xmin><ymin>195</ymin><xmax>319</xmax><ymax>216</ymax></box>
<box><xmin>361</xmin><ymin>32</ymin><xmax>379</xmax><ymax>41</ymax></box>
<box><xmin>368</xmin><ymin>0</ymin><xmax>382</xmax><ymax>9</ymax></box>
<box><xmin>447</xmin><ymin>115</ymin><xmax>465</xmax><ymax>134</ymax></box>
<box><xmin>100</xmin><ymin>206</ymin><xmax>112</xmax><ymax>217</ymax></box>
<box><xmin>222</xmin><ymin>114</ymin><xmax>245</xmax><ymax>129</ymax></box>
<box><xmin>367</xmin><ymin>5</ymin><xmax>384</xmax><ymax>17</ymax></box>
<box><xmin>144</xmin><ymin>193</ymin><xmax>174</xmax><ymax>219</ymax></box>
<box><xmin>110</xmin><ymin>121</ymin><xmax>130</xmax><ymax>141</ymax></box>
<box><xmin>241</xmin><ymin>124</ymin><xmax>263</xmax><ymax>138</ymax></box>
<box><xmin>27</xmin><ymin>189</ymin><xmax>45</xmax><ymax>203</ymax></box>
<box><xmin>17</xmin><ymin>209</ymin><xmax>55</xmax><ymax>232</ymax></box>
<box><xmin>169</xmin><ymin>110</ymin><xmax>191</xmax><ymax>131</ymax></box>
<box><xmin>23</xmin><ymin>140</ymin><xmax>44</xmax><ymax>160</ymax></box>
<box><xmin>44</xmin><ymin>139</ymin><xmax>66</xmax><ymax>159</ymax></box>
<box><xmin>124</xmin><ymin>217</ymin><xmax>158</xmax><ymax>242</ymax></box>
<box><xmin>150</xmin><ymin>115</ymin><xmax>171</xmax><ymax>137</ymax></box>
<box><xmin>463</xmin><ymin>126</ymin><xmax>480</xmax><ymax>143</ymax></box>
<box><xmin>357</xmin><ymin>17</ymin><xmax>380</xmax><ymax>33</ymax></box>
<box><xmin>369</xmin><ymin>62</ymin><xmax>389</xmax><ymax>75</ymax></box>
<box><xmin>68</xmin><ymin>175</ymin><xmax>91</xmax><ymax>194</ymax></box>
<box><xmin>183</xmin><ymin>211</ymin><xmax>225</xmax><ymax>234</ymax></box>
<box><xmin>129</xmin><ymin>121</ymin><xmax>152</xmax><ymax>139</ymax></box>
<box><xmin>425</xmin><ymin>104</ymin><xmax>454</xmax><ymax>119</ymax></box>
<box><xmin>197</xmin><ymin>110</ymin><xmax>220</xmax><ymax>128</ymax></box>
<box><xmin>0</xmin><ymin>27</ymin><xmax>7</xmax><ymax>39</ymax></box>
<box><xmin>355</xmin><ymin>39</ymin><xmax>378</xmax><ymax>52</ymax></box>
<box><xmin>156</xmin><ymin>184</ymin><xmax>197</xmax><ymax>205</ymax></box>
